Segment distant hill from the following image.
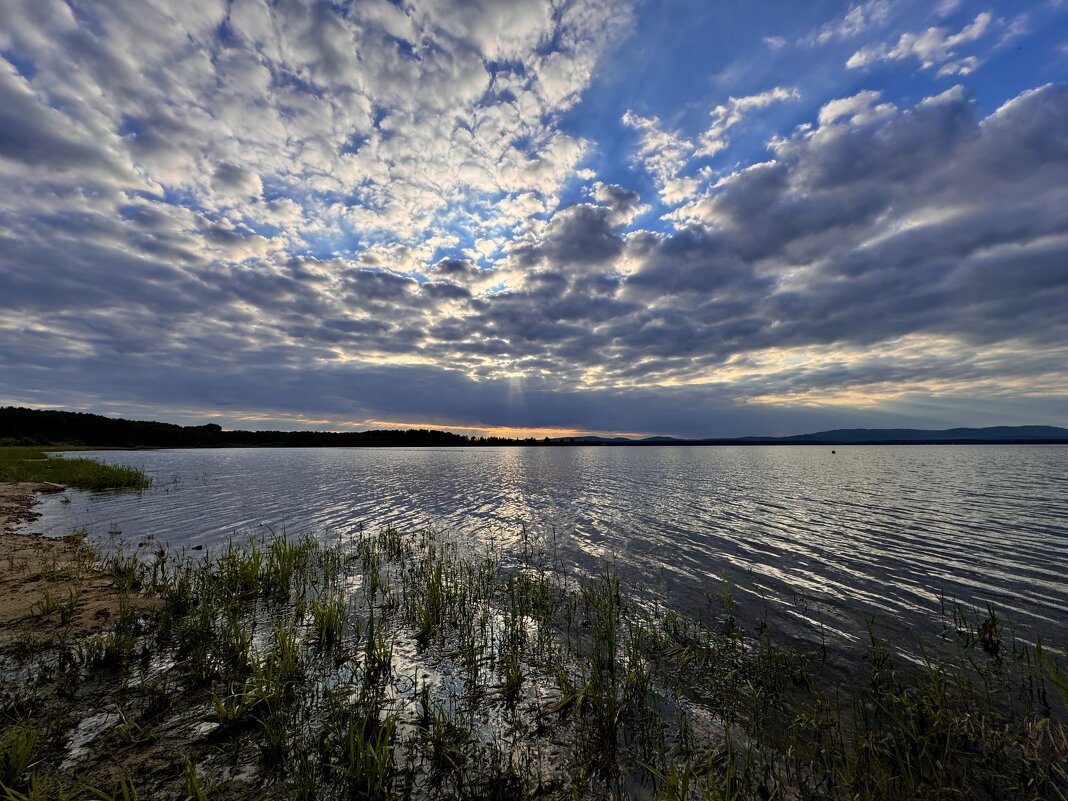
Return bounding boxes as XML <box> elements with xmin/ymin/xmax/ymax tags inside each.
<box><xmin>554</xmin><ymin>427</ymin><xmax>1068</xmax><ymax>445</ymax></box>
<box><xmin>548</xmin><ymin>435</ymin><xmax>635</xmax><ymax>443</ymax></box>
<box><xmin>548</xmin><ymin>435</ymin><xmax>683</xmax><ymax>443</ymax></box>
<box><xmin>766</xmin><ymin>426</ymin><xmax>1068</xmax><ymax>444</ymax></box>
<box><xmin>551</xmin><ymin>426</ymin><xmax>1068</xmax><ymax>445</ymax></box>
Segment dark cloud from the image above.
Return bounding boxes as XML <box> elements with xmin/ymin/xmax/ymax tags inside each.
<box><xmin>632</xmin><ymin>84</ymin><xmax>1068</xmax><ymax>360</ymax></box>
<box><xmin>212</xmin><ymin>163</ymin><xmax>262</xmax><ymax>196</ymax></box>
<box><xmin>624</xmin><ymin>227</ymin><xmax>771</xmax><ymax>298</ymax></box>
<box><xmin>420</xmin><ymin>281</ymin><xmax>471</xmax><ymax>300</ymax></box>
<box><xmin>515</xmin><ymin>203</ymin><xmax>626</xmax><ymax>269</ymax></box>
<box><xmin>588</xmin><ymin>181</ymin><xmax>645</xmax><ymax>222</ymax></box>
<box><xmin>0</xmin><ymin>60</ymin><xmax>125</xmax><ymax>177</ymax></box>
<box><xmin>340</xmin><ymin>268</ymin><xmax>420</xmax><ymax>301</ymax></box>
<box><xmin>432</xmin><ymin>257</ymin><xmax>476</xmax><ymax>275</ymax></box>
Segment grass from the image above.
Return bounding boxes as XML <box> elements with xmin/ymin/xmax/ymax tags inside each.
<box><xmin>1</xmin><ymin>523</ymin><xmax>1066</xmax><ymax>799</ymax></box>
<box><xmin>0</xmin><ymin>720</ymin><xmax>37</xmax><ymax>791</ymax></box>
<box><xmin>0</xmin><ymin>448</ymin><xmax>150</xmax><ymax>491</ymax></box>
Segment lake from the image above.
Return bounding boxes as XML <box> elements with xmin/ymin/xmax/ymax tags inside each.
<box><xmin>23</xmin><ymin>445</ymin><xmax>1068</xmax><ymax>650</ymax></box>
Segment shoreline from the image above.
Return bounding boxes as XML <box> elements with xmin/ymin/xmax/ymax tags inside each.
<box><xmin>0</xmin><ymin>481</ymin><xmax>153</xmax><ymax>649</ymax></box>
<box><xmin>0</xmin><ymin>480</ymin><xmax>50</xmax><ymax>536</ymax></box>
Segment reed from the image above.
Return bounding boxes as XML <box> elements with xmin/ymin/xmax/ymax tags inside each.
<box><xmin>0</xmin><ymin>721</ymin><xmax>37</xmax><ymax>792</ymax></box>
<box><xmin>2</xmin><ymin>522</ymin><xmax>1066</xmax><ymax>800</ymax></box>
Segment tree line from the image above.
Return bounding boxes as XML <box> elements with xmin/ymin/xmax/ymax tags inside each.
<box><xmin>0</xmin><ymin>407</ymin><xmax>542</xmax><ymax>448</ymax></box>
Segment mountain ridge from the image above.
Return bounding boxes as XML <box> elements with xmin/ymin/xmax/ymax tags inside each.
<box><xmin>549</xmin><ymin>425</ymin><xmax>1068</xmax><ymax>444</ymax></box>
<box><xmin>743</xmin><ymin>425</ymin><xmax>1068</xmax><ymax>444</ymax></box>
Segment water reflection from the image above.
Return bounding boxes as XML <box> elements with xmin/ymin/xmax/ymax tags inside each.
<box><xmin>23</xmin><ymin>445</ymin><xmax>1068</xmax><ymax>649</ymax></box>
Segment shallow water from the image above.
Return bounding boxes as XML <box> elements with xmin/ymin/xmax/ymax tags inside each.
<box><xmin>22</xmin><ymin>445</ymin><xmax>1068</xmax><ymax>648</ymax></box>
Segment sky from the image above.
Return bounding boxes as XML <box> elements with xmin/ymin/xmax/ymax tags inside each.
<box><xmin>1</xmin><ymin>0</ymin><xmax>1067</xmax><ymax>438</ymax></box>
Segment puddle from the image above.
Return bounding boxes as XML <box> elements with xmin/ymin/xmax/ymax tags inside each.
<box><xmin>61</xmin><ymin>710</ymin><xmax>120</xmax><ymax>769</ymax></box>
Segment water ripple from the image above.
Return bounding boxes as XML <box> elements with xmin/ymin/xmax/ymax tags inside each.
<box><xmin>22</xmin><ymin>445</ymin><xmax>1068</xmax><ymax>649</ymax></box>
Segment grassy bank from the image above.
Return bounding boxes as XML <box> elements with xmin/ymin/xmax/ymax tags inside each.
<box><xmin>0</xmin><ymin>448</ymin><xmax>150</xmax><ymax>491</ymax></box>
<box><xmin>1</xmin><ymin>523</ymin><xmax>1066</xmax><ymax>800</ymax></box>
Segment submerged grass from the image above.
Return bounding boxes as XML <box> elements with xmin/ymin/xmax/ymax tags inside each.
<box><xmin>1</xmin><ymin>522</ymin><xmax>1066</xmax><ymax>800</ymax></box>
<box><xmin>0</xmin><ymin>448</ymin><xmax>150</xmax><ymax>491</ymax></box>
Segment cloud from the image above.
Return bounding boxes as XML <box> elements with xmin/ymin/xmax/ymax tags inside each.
<box><xmin>619</xmin><ymin>87</ymin><xmax>803</xmax><ymax>207</ymax></box>
<box><xmin>666</xmin><ymin>84</ymin><xmax>1068</xmax><ymax>365</ymax></box>
<box><xmin>935</xmin><ymin>0</ymin><xmax>962</xmax><ymax>17</ymax></box>
<box><xmin>212</xmin><ymin>163</ymin><xmax>263</xmax><ymax>199</ymax></box>
<box><xmin>697</xmin><ymin>87</ymin><xmax>800</xmax><ymax>157</ymax></box>
<box><xmin>620</xmin><ymin>110</ymin><xmax>697</xmax><ymax>205</ymax></box>
<box><xmin>588</xmin><ymin>182</ymin><xmax>648</xmax><ymax>225</ymax></box>
<box><xmin>623</xmin><ymin>87</ymin><xmax>801</xmax><ymax>204</ymax></box>
<box><xmin>815</xmin><ymin>90</ymin><xmax>894</xmax><ymax>126</ymax></box>
<box><xmin>417</xmin><ymin>0</ymin><xmax>553</xmax><ymax>61</ymax></box>
<box><xmin>808</xmin><ymin>0</ymin><xmax>892</xmax><ymax>45</ymax></box>
<box><xmin>7</xmin><ymin>80</ymin><xmax>1068</xmax><ymax>432</ymax></box>
<box><xmin>0</xmin><ymin>58</ymin><xmax>140</xmax><ymax>188</ymax></box>
<box><xmin>513</xmin><ymin>203</ymin><xmax>628</xmax><ymax>271</ymax></box>
<box><xmin>0</xmin><ymin>0</ymin><xmax>632</xmax><ymax>257</ymax></box>
<box><xmin>847</xmin><ymin>11</ymin><xmax>994</xmax><ymax>74</ymax></box>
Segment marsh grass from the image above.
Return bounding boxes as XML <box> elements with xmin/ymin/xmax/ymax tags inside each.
<box><xmin>2</xmin><ymin>522</ymin><xmax>1067</xmax><ymax>800</ymax></box>
<box><xmin>0</xmin><ymin>448</ymin><xmax>150</xmax><ymax>491</ymax></box>
<box><xmin>0</xmin><ymin>720</ymin><xmax>37</xmax><ymax>792</ymax></box>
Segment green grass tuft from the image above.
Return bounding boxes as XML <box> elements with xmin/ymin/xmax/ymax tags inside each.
<box><xmin>0</xmin><ymin>448</ymin><xmax>150</xmax><ymax>491</ymax></box>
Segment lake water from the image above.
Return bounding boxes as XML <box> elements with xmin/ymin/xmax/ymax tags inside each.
<box><xmin>22</xmin><ymin>445</ymin><xmax>1068</xmax><ymax>650</ymax></box>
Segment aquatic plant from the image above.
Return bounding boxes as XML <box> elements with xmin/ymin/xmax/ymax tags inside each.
<box><xmin>0</xmin><ymin>720</ymin><xmax>37</xmax><ymax>791</ymax></box>
<box><xmin>2</xmin><ymin>522</ymin><xmax>1066</xmax><ymax>799</ymax></box>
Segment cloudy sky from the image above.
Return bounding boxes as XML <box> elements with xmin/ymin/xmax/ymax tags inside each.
<box><xmin>2</xmin><ymin>0</ymin><xmax>1067</xmax><ymax>437</ymax></box>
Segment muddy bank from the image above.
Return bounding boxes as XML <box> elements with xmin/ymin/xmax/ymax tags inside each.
<box><xmin>0</xmin><ymin>480</ymin><xmax>49</xmax><ymax>535</ymax></box>
<box><xmin>0</xmin><ymin>482</ymin><xmax>155</xmax><ymax>647</ymax></box>
<box><xmin>1</xmin><ymin>483</ymin><xmax>175</xmax><ymax>798</ymax></box>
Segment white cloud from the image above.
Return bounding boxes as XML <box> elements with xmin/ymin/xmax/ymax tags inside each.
<box><xmin>415</xmin><ymin>0</ymin><xmax>553</xmax><ymax>62</ymax></box>
<box><xmin>847</xmin><ymin>11</ymin><xmax>993</xmax><ymax>72</ymax></box>
<box><xmin>808</xmin><ymin>0</ymin><xmax>892</xmax><ymax>45</ymax></box>
<box><xmin>254</xmin><ymin>198</ymin><xmax>306</xmax><ymax>229</ymax></box>
<box><xmin>816</xmin><ymin>90</ymin><xmax>895</xmax><ymax>126</ymax></box>
<box><xmin>697</xmin><ymin>87</ymin><xmax>800</xmax><ymax>157</ymax></box>
<box><xmin>936</xmin><ymin>55</ymin><xmax>980</xmax><ymax>76</ymax></box>
<box><xmin>997</xmin><ymin>13</ymin><xmax>1030</xmax><ymax>46</ymax></box>
<box><xmin>935</xmin><ymin>0</ymin><xmax>962</xmax><ymax>17</ymax></box>
<box><xmin>0</xmin><ymin>0</ymin><xmax>632</xmax><ymax>261</ymax></box>
<box><xmin>621</xmin><ymin>110</ymin><xmax>696</xmax><ymax>204</ymax></box>
<box><xmin>623</xmin><ymin>87</ymin><xmax>800</xmax><ymax>205</ymax></box>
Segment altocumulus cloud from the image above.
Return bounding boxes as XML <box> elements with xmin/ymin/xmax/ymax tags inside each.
<box><xmin>0</xmin><ymin>0</ymin><xmax>1066</xmax><ymax>436</ymax></box>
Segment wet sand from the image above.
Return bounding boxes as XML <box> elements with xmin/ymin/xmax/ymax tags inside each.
<box><xmin>0</xmin><ymin>482</ymin><xmax>149</xmax><ymax>646</ymax></box>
